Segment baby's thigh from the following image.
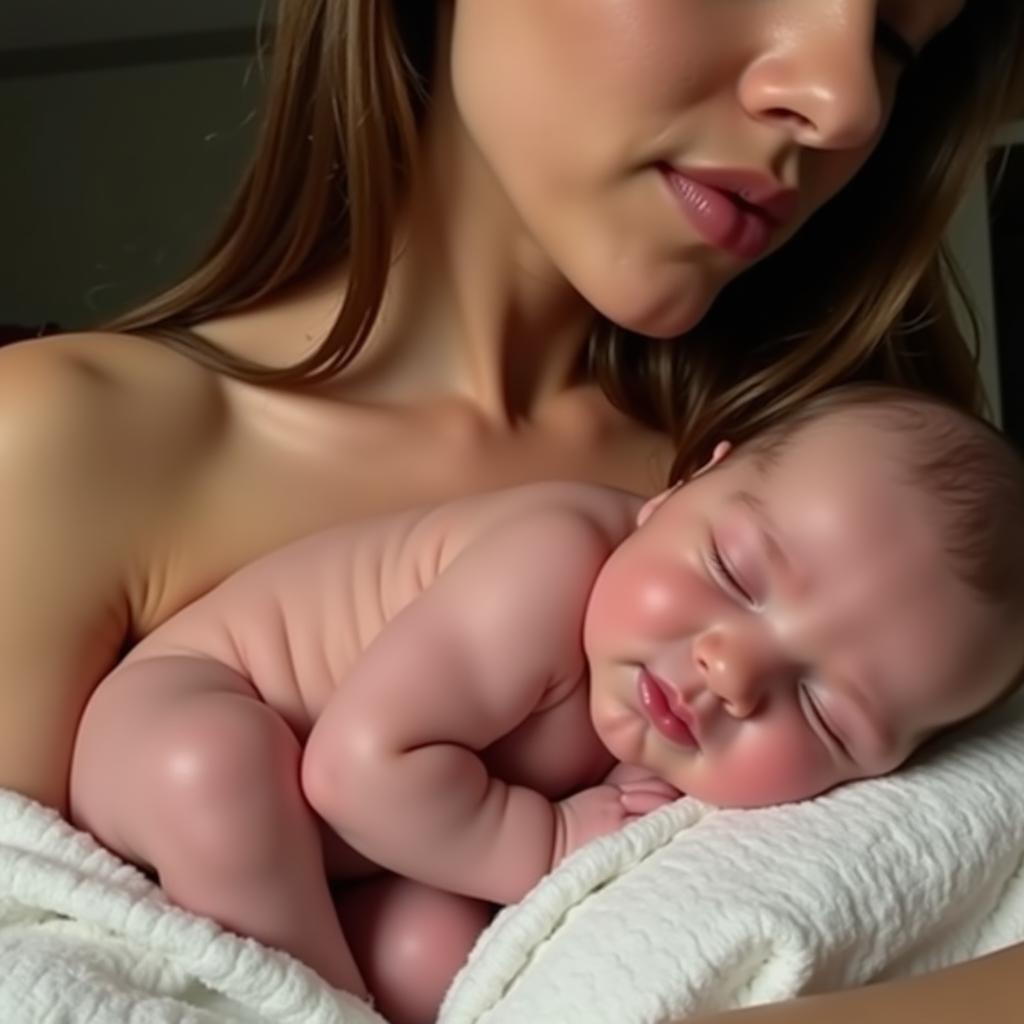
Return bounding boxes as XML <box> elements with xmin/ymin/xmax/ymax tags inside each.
<box><xmin>335</xmin><ymin>874</ymin><xmax>495</xmax><ymax>1024</ymax></box>
<box><xmin>70</xmin><ymin>654</ymin><xmax>305</xmax><ymax>870</ymax></box>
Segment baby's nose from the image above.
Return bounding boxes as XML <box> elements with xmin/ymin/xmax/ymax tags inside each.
<box><xmin>692</xmin><ymin>628</ymin><xmax>785</xmax><ymax>718</ymax></box>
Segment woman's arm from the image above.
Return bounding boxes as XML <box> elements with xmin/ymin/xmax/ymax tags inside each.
<box><xmin>687</xmin><ymin>942</ymin><xmax>1023</xmax><ymax>1024</ymax></box>
<box><xmin>0</xmin><ymin>345</ymin><xmax>134</xmax><ymax>811</ymax></box>
<box><xmin>0</xmin><ymin>335</ymin><xmax>223</xmax><ymax>812</ymax></box>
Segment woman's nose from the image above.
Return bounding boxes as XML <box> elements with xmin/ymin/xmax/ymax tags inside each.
<box><xmin>737</xmin><ymin>5</ymin><xmax>885</xmax><ymax>151</ymax></box>
<box><xmin>692</xmin><ymin>628</ymin><xmax>783</xmax><ymax>719</ymax></box>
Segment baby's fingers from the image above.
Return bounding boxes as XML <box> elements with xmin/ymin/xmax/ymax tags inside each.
<box><xmin>618</xmin><ymin>785</ymin><xmax>681</xmax><ymax>816</ymax></box>
<box><xmin>619</xmin><ymin>778</ymin><xmax>682</xmax><ymax>799</ymax></box>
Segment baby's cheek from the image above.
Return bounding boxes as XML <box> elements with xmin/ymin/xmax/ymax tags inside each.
<box><xmin>589</xmin><ymin>556</ymin><xmax>699</xmax><ymax>642</ymax></box>
<box><xmin>699</xmin><ymin>732</ymin><xmax>836</xmax><ymax>808</ymax></box>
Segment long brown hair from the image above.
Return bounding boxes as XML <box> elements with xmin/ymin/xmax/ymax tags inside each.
<box><xmin>105</xmin><ymin>1</ymin><xmax>1024</xmax><ymax>481</ymax></box>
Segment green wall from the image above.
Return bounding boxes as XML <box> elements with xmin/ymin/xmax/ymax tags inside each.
<box><xmin>1</xmin><ymin>55</ymin><xmax>261</xmax><ymax>331</ymax></box>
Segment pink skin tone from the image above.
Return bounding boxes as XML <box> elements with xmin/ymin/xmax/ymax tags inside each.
<box><xmin>73</xmin><ymin>2</ymin><xmax>970</xmax><ymax>1020</ymax></box>
<box><xmin>337</xmin><ymin>1</ymin><xmax>963</xmax><ymax>1004</ymax></box>
<box><xmin>69</xmin><ymin>412</ymin><xmax>1014</xmax><ymax>1022</ymax></box>
<box><xmin>586</xmin><ymin>421</ymin><xmax>1019</xmax><ymax>808</ymax></box>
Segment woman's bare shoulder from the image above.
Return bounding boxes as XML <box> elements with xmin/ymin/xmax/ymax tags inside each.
<box><xmin>0</xmin><ymin>330</ymin><xmax>225</xmax><ymax>414</ymax></box>
<box><xmin>0</xmin><ymin>332</ymin><xmax>227</xmax><ymax>470</ymax></box>
<box><xmin>0</xmin><ymin>332</ymin><xmax>230</xmax><ymax>810</ymax></box>
<box><xmin>0</xmin><ymin>331</ymin><xmax>231</xmax><ymax>596</ymax></box>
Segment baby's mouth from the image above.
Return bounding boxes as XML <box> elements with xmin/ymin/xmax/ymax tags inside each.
<box><xmin>637</xmin><ymin>668</ymin><xmax>700</xmax><ymax>748</ymax></box>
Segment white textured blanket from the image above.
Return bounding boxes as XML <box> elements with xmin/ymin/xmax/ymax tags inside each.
<box><xmin>440</xmin><ymin>695</ymin><xmax>1024</xmax><ymax>1023</ymax></box>
<box><xmin>0</xmin><ymin>794</ymin><xmax>384</xmax><ymax>1023</ymax></box>
<box><xmin>2</xmin><ymin>696</ymin><xmax>1023</xmax><ymax>1024</ymax></box>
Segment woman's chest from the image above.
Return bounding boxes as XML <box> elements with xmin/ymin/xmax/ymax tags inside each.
<box><xmin>134</xmin><ymin>389</ymin><xmax>671</xmax><ymax>638</ymax></box>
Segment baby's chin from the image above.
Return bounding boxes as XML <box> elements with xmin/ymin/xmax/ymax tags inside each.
<box><xmin>682</xmin><ymin>779</ymin><xmax>835</xmax><ymax>810</ymax></box>
<box><xmin>589</xmin><ymin>690</ymin><xmax>647</xmax><ymax>764</ymax></box>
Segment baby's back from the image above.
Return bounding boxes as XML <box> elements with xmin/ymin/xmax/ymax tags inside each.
<box><xmin>122</xmin><ymin>481</ymin><xmax>640</xmax><ymax>728</ymax></box>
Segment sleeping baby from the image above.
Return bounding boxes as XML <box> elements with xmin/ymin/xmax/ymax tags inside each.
<box><xmin>69</xmin><ymin>382</ymin><xmax>1024</xmax><ymax>1016</ymax></box>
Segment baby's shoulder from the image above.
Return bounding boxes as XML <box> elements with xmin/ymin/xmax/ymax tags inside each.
<box><xmin>410</xmin><ymin>482</ymin><xmax>641</xmax><ymax>613</ymax></box>
<box><xmin>435</xmin><ymin>480</ymin><xmax>642</xmax><ymax>555</ymax></box>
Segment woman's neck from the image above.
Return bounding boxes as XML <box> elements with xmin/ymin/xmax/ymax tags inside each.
<box><xmin>349</xmin><ymin>56</ymin><xmax>597</xmax><ymax>426</ymax></box>
<box><xmin>195</xmin><ymin>53</ymin><xmax>600</xmax><ymax>425</ymax></box>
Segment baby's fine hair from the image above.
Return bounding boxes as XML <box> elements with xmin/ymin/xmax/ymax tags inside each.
<box><xmin>742</xmin><ymin>382</ymin><xmax>1024</xmax><ymax>605</ymax></box>
<box><xmin>740</xmin><ymin>382</ymin><xmax>1024</xmax><ymax>716</ymax></box>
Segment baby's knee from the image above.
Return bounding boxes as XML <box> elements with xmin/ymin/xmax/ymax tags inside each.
<box><xmin>388</xmin><ymin>883</ymin><xmax>490</xmax><ymax>979</ymax></box>
<box><xmin>146</xmin><ymin>697</ymin><xmax>302</xmax><ymax>856</ymax></box>
<box><xmin>337</xmin><ymin>876</ymin><xmax>494</xmax><ymax>1024</ymax></box>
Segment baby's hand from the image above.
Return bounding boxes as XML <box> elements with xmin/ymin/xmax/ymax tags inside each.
<box><xmin>601</xmin><ymin>762</ymin><xmax>683</xmax><ymax>813</ymax></box>
<box><xmin>553</xmin><ymin>776</ymin><xmax>681</xmax><ymax>863</ymax></box>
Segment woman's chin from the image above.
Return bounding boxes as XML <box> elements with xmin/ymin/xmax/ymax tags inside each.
<box><xmin>588</xmin><ymin>275</ymin><xmax>720</xmax><ymax>340</ymax></box>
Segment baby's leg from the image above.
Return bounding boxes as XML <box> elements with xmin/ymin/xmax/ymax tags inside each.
<box><xmin>70</xmin><ymin>655</ymin><xmax>367</xmax><ymax>998</ymax></box>
<box><xmin>335</xmin><ymin>874</ymin><xmax>495</xmax><ymax>1024</ymax></box>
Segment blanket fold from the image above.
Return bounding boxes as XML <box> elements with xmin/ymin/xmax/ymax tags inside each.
<box><xmin>0</xmin><ymin>793</ymin><xmax>385</xmax><ymax>1023</ymax></box>
<box><xmin>3</xmin><ymin>695</ymin><xmax>1022</xmax><ymax>1024</ymax></box>
<box><xmin>439</xmin><ymin>696</ymin><xmax>1024</xmax><ymax>1023</ymax></box>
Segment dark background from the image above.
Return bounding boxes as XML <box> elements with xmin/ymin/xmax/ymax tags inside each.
<box><xmin>990</xmin><ymin>146</ymin><xmax>1024</xmax><ymax>449</ymax></box>
<box><xmin>0</xmin><ymin>1</ymin><xmax>268</xmax><ymax>336</ymax></box>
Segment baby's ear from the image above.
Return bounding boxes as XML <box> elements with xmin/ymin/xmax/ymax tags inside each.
<box><xmin>637</xmin><ymin>441</ymin><xmax>732</xmax><ymax>528</ymax></box>
<box><xmin>636</xmin><ymin>484</ymin><xmax>679</xmax><ymax>527</ymax></box>
<box><xmin>692</xmin><ymin>440</ymin><xmax>732</xmax><ymax>479</ymax></box>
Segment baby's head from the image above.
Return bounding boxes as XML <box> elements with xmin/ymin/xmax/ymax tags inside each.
<box><xmin>585</xmin><ymin>383</ymin><xmax>1024</xmax><ymax>807</ymax></box>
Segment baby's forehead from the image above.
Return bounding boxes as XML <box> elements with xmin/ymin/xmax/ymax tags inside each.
<box><xmin>747</xmin><ymin>405</ymin><xmax>982</xmax><ymax>522</ymax></box>
<box><xmin>769</xmin><ymin>406</ymin><xmax>916</xmax><ymax>461</ymax></box>
<box><xmin>741</xmin><ymin>411</ymin><xmax>919</xmax><ymax>498</ymax></box>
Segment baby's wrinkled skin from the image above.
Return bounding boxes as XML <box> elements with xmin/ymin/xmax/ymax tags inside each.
<box><xmin>70</xmin><ymin>480</ymin><xmax>648</xmax><ymax>998</ymax></box>
<box><xmin>69</xmin><ymin>415</ymin><xmax>1016</xmax><ymax>1002</ymax></box>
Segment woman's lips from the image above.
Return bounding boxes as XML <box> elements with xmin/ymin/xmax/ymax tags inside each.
<box><xmin>637</xmin><ymin>668</ymin><xmax>699</xmax><ymax>748</ymax></box>
<box><xmin>658</xmin><ymin>164</ymin><xmax>779</xmax><ymax>261</ymax></box>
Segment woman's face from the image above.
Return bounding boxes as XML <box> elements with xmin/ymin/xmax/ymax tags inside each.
<box><xmin>446</xmin><ymin>0</ymin><xmax>965</xmax><ymax>337</ymax></box>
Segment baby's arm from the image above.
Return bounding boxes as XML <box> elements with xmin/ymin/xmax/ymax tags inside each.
<box><xmin>303</xmin><ymin>509</ymin><xmax>620</xmax><ymax>905</ymax></box>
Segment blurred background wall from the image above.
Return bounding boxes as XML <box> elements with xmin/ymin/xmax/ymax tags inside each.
<box><xmin>0</xmin><ymin>1</ymin><xmax>268</xmax><ymax>332</ymax></box>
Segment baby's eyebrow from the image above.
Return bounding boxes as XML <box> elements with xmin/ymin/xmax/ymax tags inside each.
<box><xmin>735</xmin><ymin>488</ymin><xmax>770</xmax><ymax>521</ymax></box>
<box><xmin>733</xmin><ymin>488</ymin><xmax>901</xmax><ymax>760</ymax></box>
<box><xmin>734</xmin><ymin>489</ymin><xmax>793</xmax><ymax>581</ymax></box>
